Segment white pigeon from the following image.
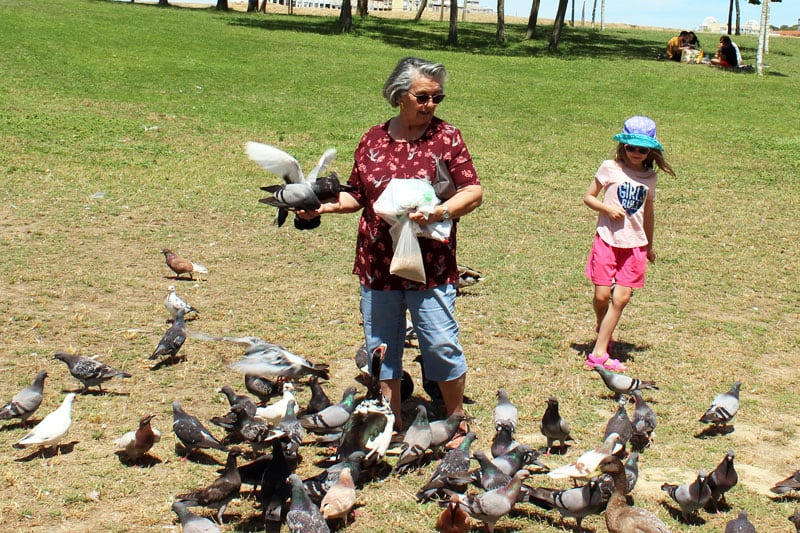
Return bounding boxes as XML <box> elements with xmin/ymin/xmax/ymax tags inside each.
<box><xmin>230</xmin><ymin>342</ymin><xmax>329</xmax><ymax>381</ymax></box>
<box><xmin>255</xmin><ymin>382</ymin><xmax>296</xmax><ymax>426</ymax></box>
<box><xmin>164</xmin><ymin>285</ymin><xmax>198</xmax><ymax>321</ymax></box>
<box><xmin>14</xmin><ymin>393</ymin><xmax>76</xmax><ymax>453</ymax></box>
<box><xmin>246</xmin><ymin>142</ymin><xmax>339</xmax><ymax>228</ymax></box>
<box><xmin>548</xmin><ymin>432</ymin><xmax>620</xmax><ymax>480</ymax></box>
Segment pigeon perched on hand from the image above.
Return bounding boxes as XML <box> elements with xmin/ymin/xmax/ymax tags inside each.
<box><xmin>175</xmin><ymin>447</ymin><xmax>242</xmax><ymax>525</ymax></box>
<box><xmin>172</xmin><ymin>400</ymin><xmax>227</xmax><ymax>459</ymax></box>
<box><xmin>247</xmin><ymin>141</ymin><xmax>351</xmax><ymax>230</ymax></box>
<box><xmin>115</xmin><ymin>413</ymin><xmax>161</xmax><ymax>464</ymax></box>
<box><xmin>725</xmin><ymin>510</ymin><xmax>756</xmax><ymax>533</ymax></box>
<box><xmin>0</xmin><ymin>370</ymin><xmax>47</xmax><ymax>426</ymax></box>
<box><xmin>540</xmin><ymin>395</ymin><xmax>573</xmax><ymax>455</ymax></box>
<box><xmin>164</xmin><ymin>285</ymin><xmax>198</xmax><ymax>321</ymax></box>
<box><xmin>53</xmin><ymin>351</ymin><xmax>131</xmax><ymax>393</ymax></box>
<box><xmin>230</xmin><ymin>342</ymin><xmax>329</xmax><ymax>381</ymax></box>
<box><xmin>150</xmin><ymin>308</ymin><xmax>187</xmax><ymax>363</ymax></box>
<box><xmin>661</xmin><ymin>469</ymin><xmax>712</xmax><ymax>523</ymax></box>
<box><xmin>593</xmin><ymin>366</ymin><xmax>658</xmax><ymax>395</ymax></box>
<box><xmin>699</xmin><ymin>381</ymin><xmax>741</xmax><ymax>431</ymax></box>
<box><xmin>161</xmin><ymin>249</ymin><xmax>208</xmax><ymax>280</ymax></box>
<box><xmin>14</xmin><ymin>393</ymin><xmax>76</xmax><ymax>455</ymax></box>
<box><xmin>171</xmin><ymin>501</ymin><xmax>221</xmax><ymax>533</ymax></box>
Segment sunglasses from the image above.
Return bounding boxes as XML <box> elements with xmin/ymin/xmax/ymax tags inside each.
<box><xmin>624</xmin><ymin>145</ymin><xmax>651</xmax><ymax>155</ymax></box>
<box><xmin>408</xmin><ymin>91</ymin><xmax>446</xmax><ymax>105</ymax></box>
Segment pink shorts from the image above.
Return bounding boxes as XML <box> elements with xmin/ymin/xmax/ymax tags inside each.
<box><xmin>585</xmin><ymin>234</ymin><xmax>647</xmax><ymax>288</ymax></box>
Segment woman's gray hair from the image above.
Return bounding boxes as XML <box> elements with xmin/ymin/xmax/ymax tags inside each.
<box><xmin>382</xmin><ymin>57</ymin><xmax>447</xmax><ymax>107</ymax></box>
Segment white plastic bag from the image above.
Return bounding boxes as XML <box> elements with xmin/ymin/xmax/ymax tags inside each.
<box><xmin>389</xmin><ymin>217</ymin><xmax>426</xmax><ymax>283</ymax></box>
<box><xmin>373</xmin><ymin>179</ymin><xmax>452</xmax><ymax>242</ymax></box>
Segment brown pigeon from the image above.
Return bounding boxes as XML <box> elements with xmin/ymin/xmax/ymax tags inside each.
<box><xmin>161</xmin><ymin>248</ymin><xmax>208</xmax><ymax>280</ymax></box>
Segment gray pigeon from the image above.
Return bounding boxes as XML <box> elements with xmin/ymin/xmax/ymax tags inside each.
<box><xmin>491</xmin><ymin>444</ymin><xmax>546</xmax><ymax>477</ymax></box>
<box><xmin>661</xmin><ymin>469</ymin><xmax>712</xmax><ymax>523</ymax></box>
<box><xmin>725</xmin><ymin>510</ymin><xmax>756</xmax><ymax>533</ymax></box>
<box><xmin>301</xmin><ymin>386</ymin><xmax>359</xmax><ymax>441</ymax></box>
<box><xmin>244</xmin><ymin>374</ymin><xmax>281</xmax><ymax>404</ymax></box>
<box><xmin>416</xmin><ymin>431</ymin><xmax>478</xmax><ymax>502</ymax></box>
<box><xmin>593</xmin><ymin>366</ymin><xmax>658</xmax><ymax>395</ymax></box>
<box><xmin>493</xmin><ymin>388</ymin><xmax>518</xmax><ymax>431</ymax></box>
<box><xmin>790</xmin><ymin>508</ymin><xmax>800</xmax><ymax>532</ymax></box>
<box><xmin>0</xmin><ymin>370</ymin><xmax>47</xmax><ymax>426</ymax></box>
<box><xmin>171</xmin><ymin>501</ymin><xmax>221</xmax><ymax>533</ymax></box>
<box><xmin>600</xmin><ymin>451</ymin><xmax>639</xmax><ymax>499</ymax></box>
<box><xmin>771</xmin><ymin>469</ymin><xmax>800</xmax><ymax>495</ymax></box>
<box><xmin>490</xmin><ymin>420</ymin><xmax>518</xmax><ymax>458</ymax></box>
<box><xmin>526</xmin><ymin>478</ymin><xmax>604</xmax><ymax>531</ymax></box>
<box><xmin>230</xmin><ymin>342</ymin><xmax>329</xmax><ymax>381</ymax></box>
<box><xmin>220</xmin><ymin>385</ymin><xmax>257</xmax><ymax>417</ymax></box>
<box><xmin>603</xmin><ymin>396</ymin><xmax>633</xmax><ymax>454</ymax></box>
<box><xmin>455</xmin><ymin>469</ymin><xmax>530</xmax><ymax>533</ymax></box>
<box><xmin>230</xmin><ymin>402</ymin><xmax>284</xmax><ymax>454</ymax></box>
<box><xmin>700</xmin><ymin>381</ymin><xmax>741</xmax><ymax>430</ymax></box>
<box><xmin>286</xmin><ymin>473</ymin><xmax>330</xmax><ymax>533</ymax></box>
<box><xmin>429</xmin><ymin>412</ymin><xmax>468</xmax><ymax>449</ymax></box>
<box><xmin>175</xmin><ymin>447</ymin><xmax>242</xmax><ymax>525</ymax></box>
<box><xmin>540</xmin><ymin>395</ymin><xmax>574</xmax><ymax>455</ymax></box>
<box><xmin>53</xmin><ymin>351</ymin><xmax>131</xmax><ymax>392</ymax></box>
<box><xmin>150</xmin><ymin>308</ymin><xmax>187</xmax><ymax>362</ymax></box>
<box><xmin>172</xmin><ymin>400</ymin><xmax>227</xmax><ymax>459</ymax></box>
<box><xmin>278</xmin><ymin>399</ymin><xmax>304</xmax><ymax>460</ymax></box>
<box><xmin>471</xmin><ymin>449</ymin><xmax>513</xmax><ymax>492</ymax></box>
<box><xmin>393</xmin><ymin>404</ymin><xmax>432</xmax><ymax>474</ymax></box>
<box><xmin>707</xmin><ymin>450</ymin><xmax>738</xmax><ymax>512</ymax></box>
<box><xmin>630</xmin><ymin>390</ymin><xmax>657</xmax><ymax>450</ymax></box>
<box><xmin>304</xmin><ymin>450</ymin><xmax>365</xmax><ymax>503</ymax></box>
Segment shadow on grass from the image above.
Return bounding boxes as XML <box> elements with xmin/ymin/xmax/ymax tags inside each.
<box><xmin>226</xmin><ymin>13</ymin><xmax>672</xmax><ymax>60</ymax></box>
<box><xmin>14</xmin><ymin>440</ymin><xmax>79</xmax><ymax>462</ymax></box>
<box><xmin>660</xmin><ymin>501</ymin><xmax>706</xmax><ymax>526</ymax></box>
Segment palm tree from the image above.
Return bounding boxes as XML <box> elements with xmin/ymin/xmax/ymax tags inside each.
<box><xmin>524</xmin><ymin>0</ymin><xmax>541</xmax><ymax>40</ymax></box>
<box><xmin>549</xmin><ymin>0</ymin><xmax>569</xmax><ymax>50</ymax></box>
<box><xmin>497</xmin><ymin>0</ymin><xmax>506</xmax><ymax>44</ymax></box>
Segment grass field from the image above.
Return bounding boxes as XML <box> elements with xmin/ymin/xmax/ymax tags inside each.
<box><xmin>1</xmin><ymin>0</ymin><xmax>799</xmax><ymax>531</ymax></box>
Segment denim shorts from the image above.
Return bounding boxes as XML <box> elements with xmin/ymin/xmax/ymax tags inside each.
<box><xmin>360</xmin><ymin>283</ymin><xmax>467</xmax><ymax>382</ymax></box>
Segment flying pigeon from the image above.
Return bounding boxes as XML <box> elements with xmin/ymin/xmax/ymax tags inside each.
<box><xmin>14</xmin><ymin>393</ymin><xmax>76</xmax><ymax>454</ymax></box>
<box><xmin>304</xmin><ymin>451</ymin><xmax>365</xmax><ymax>503</ymax></box>
<box><xmin>492</xmin><ymin>388</ymin><xmax>518</xmax><ymax>431</ymax></box>
<box><xmin>725</xmin><ymin>510</ymin><xmax>756</xmax><ymax>533</ymax></box>
<box><xmin>707</xmin><ymin>450</ymin><xmax>738</xmax><ymax>512</ymax></box>
<box><xmin>771</xmin><ymin>469</ymin><xmax>800</xmax><ymax>495</ymax></box>
<box><xmin>115</xmin><ymin>413</ymin><xmax>161</xmax><ymax>464</ymax></box>
<box><xmin>246</xmin><ymin>141</ymin><xmax>349</xmax><ymax>230</ymax></box>
<box><xmin>392</xmin><ymin>404</ymin><xmax>432</xmax><ymax>475</ymax></box>
<box><xmin>593</xmin><ymin>366</ymin><xmax>658</xmax><ymax>395</ymax></box>
<box><xmin>230</xmin><ymin>342</ymin><xmax>329</xmax><ymax>381</ymax></box>
<box><xmin>699</xmin><ymin>381</ymin><xmax>741</xmax><ymax>430</ymax></box>
<box><xmin>172</xmin><ymin>400</ymin><xmax>227</xmax><ymax>459</ymax></box>
<box><xmin>0</xmin><ymin>370</ymin><xmax>47</xmax><ymax>426</ymax></box>
<box><xmin>526</xmin><ymin>478</ymin><xmax>604</xmax><ymax>531</ymax></box>
<box><xmin>171</xmin><ymin>501</ymin><xmax>221</xmax><ymax>533</ymax></box>
<box><xmin>175</xmin><ymin>447</ymin><xmax>242</xmax><ymax>525</ymax></box>
<box><xmin>164</xmin><ymin>285</ymin><xmax>198</xmax><ymax>321</ymax></box>
<box><xmin>161</xmin><ymin>249</ymin><xmax>208</xmax><ymax>280</ymax></box>
<box><xmin>319</xmin><ymin>466</ymin><xmax>357</xmax><ymax>522</ymax></box>
<box><xmin>285</xmin><ymin>473</ymin><xmax>330</xmax><ymax>532</ymax></box>
<box><xmin>436</xmin><ymin>494</ymin><xmax>470</xmax><ymax>533</ymax></box>
<box><xmin>53</xmin><ymin>351</ymin><xmax>131</xmax><ymax>393</ymax></box>
<box><xmin>416</xmin><ymin>431</ymin><xmax>478</xmax><ymax>502</ymax></box>
<box><xmin>593</xmin><ymin>455</ymin><xmax>671</xmax><ymax>533</ymax></box>
<box><xmin>548</xmin><ymin>432</ymin><xmax>620</xmax><ymax>480</ymax></box>
<box><xmin>661</xmin><ymin>469</ymin><xmax>712</xmax><ymax>523</ymax></box>
<box><xmin>540</xmin><ymin>395</ymin><xmax>574</xmax><ymax>455</ymax></box>
<box><xmin>306</xmin><ymin>376</ymin><xmax>332</xmax><ymax>415</ymax></box>
<box><xmin>454</xmin><ymin>469</ymin><xmax>530</xmax><ymax>533</ymax></box>
<box><xmin>490</xmin><ymin>420</ymin><xmax>518</xmax><ymax>459</ymax></box>
<box><xmin>630</xmin><ymin>389</ymin><xmax>658</xmax><ymax>451</ymax></box>
<box><xmin>255</xmin><ymin>382</ymin><xmax>296</xmax><ymax>426</ymax></box>
<box><xmin>150</xmin><ymin>308</ymin><xmax>187</xmax><ymax>363</ymax></box>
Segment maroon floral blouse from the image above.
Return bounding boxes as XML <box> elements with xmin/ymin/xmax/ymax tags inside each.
<box><xmin>347</xmin><ymin>117</ymin><xmax>480</xmax><ymax>290</ymax></box>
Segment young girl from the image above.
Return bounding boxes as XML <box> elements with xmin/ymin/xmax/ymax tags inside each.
<box><xmin>583</xmin><ymin>116</ymin><xmax>675</xmax><ymax>371</ymax></box>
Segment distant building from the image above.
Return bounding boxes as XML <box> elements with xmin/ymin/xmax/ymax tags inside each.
<box><xmin>263</xmin><ymin>0</ymin><xmax>490</xmax><ymax>13</ymax></box>
<box><xmin>699</xmin><ymin>16</ymin><xmax>760</xmax><ymax>35</ymax></box>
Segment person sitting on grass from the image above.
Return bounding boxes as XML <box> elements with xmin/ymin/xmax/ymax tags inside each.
<box><xmin>710</xmin><ymin>35</ymin><xmax>739</xmax><ymax>68</ymax></box>
<box><xmin>665</xmin><ymin>31</ymin><xmax>689</xmax><ymax>61</ymax></box>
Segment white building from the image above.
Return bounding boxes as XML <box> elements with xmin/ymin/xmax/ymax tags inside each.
<box><xmin>699</xmin><ymin>16</ymin><xmax>760</xmax><ymax>35</ymax></box>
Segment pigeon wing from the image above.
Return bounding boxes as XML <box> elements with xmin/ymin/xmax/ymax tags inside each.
<box><xmin>245</xmin><ymin>142</ymin><xmax>304</xmax><ymax>184</ymax></box>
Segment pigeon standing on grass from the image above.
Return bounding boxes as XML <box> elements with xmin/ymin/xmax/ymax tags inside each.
<box><xmin>306</xmin><ymin>376</ymin><xmax>332</xmax><ymax>415</ymax></box>
<box><xmin>150</xmin><ymin>308</ymin><xmax>187</xmax><ymax>363</ymax></box>
<box><xmin>161</xmin><ymin>249</ymin><xmax>208</xmax><ymax>280</ymax></box>
<box><xmin>602</xmin><ymin>396</ymin><xmax>633</xmax><ymax>454</ymax></box>
<box><xmin>164</xmin><ymin>285</ymin><xmax>198</xmax><ymax>321</ymax></box>
<box><xmin>278</xmin><ymin>400</ymin><xmax>304</xmax><ymax>460</ymax></box>
<box><xmin>319</xmin><ymin>466</ymin><xmax>357</xmax><ymax>522</ymax></box>
<box><xmin>14</xmin><ymin>393</ymin><xmax>76</xmax><ymax>455</ymax></box>
<box><xmin>699</xmin><ymin>381</ymin><xmax>741</xmax><ymax>431</ymax></box>
<box><xmin>245</xmin><ymin>374</ymin><xmax>281</xmax><ymax>404</ymax></box>
<box><xmin>304</xmin><ymin>451</ymin><xmax>365</xmax><ymax>503</ymax></box>
<box><xmin>490</xmin><ymin>420</ymin><xmax>518</xmax><ymax>458</ymax></box>
<box><xmin>630</xmin><ymin>389</ymin><xmax>658</xmax><ymax>450</ymax></box>
<box><xmin>53</xmin><ymin>351</ymin><xmax>131</xmax><ymax>393</ymax></box>
<box><xmin>456</xmin><ymin>264</ymin><xmax>483</xmax><ymax>293</ymax></box>
<box><xmin>491</xmin><ymin>444</ymin><xmax>546</xmax><ymax>477</ymax></box>
<box><xmin>175</xmin><ymin>447</ymin><xmax>242</xmax><ymax>525</ymax></box>
<box><xmin>540</xmin><ymin>395</ymin><xmax>574</xmax><ymax>455</ymax></box>
<box><xmin>171</xmin><ymin>501</ymin><xmax>221</xmax><ymax>533</ymax></box>
<box><xmin>526</xmin><ymin>478</ymin><xmax>604</xmax><ymax>531</ymax></box>
<box><xmin>548</xmin><ymin>433</ymin><xmax>620</xmax><ymax>480</ymax></box>
<box><xmin>0</xmin><ymin>370</ymin><xmax>47</xmax><ymax>426</ymax></box>
<box><xmin>256</xmin><ymin>382</ymin><xmax>296</xmax><ymax>426</ymax></box>
<box><xmin>301</xmin><ymin>386</ymin><xmax>359</xmax><ymax>442</ymax></box>
<box><xmin>493</xmin><ymin>388</ymin><xmax>518</xmax><ymax>431</ymax></box>
<box><xmin>172</xmin><ymin>400</ymin><xmax>227</xmax><ymax>459</ymax></box>
<box><xmin>392</xmin><ymin>404</ymin><xmax>432</xmax><ymax>474</ymax></box>
<box><xmin>661</xmin><ymin>469</ymin><xmax>712</xmax><ymax>523</ymax></box>
<box><xmin>771</xmin><ymin>469</ymin><xmax>800</xmax><ymax>495</ymax></box>
<box><xmin>286</xmin><ymin>473</ymin><xmax>330</xmax><ymax>533</ymax></box>
<box><xmin>436</xmin><ymin>494</ymin><xmax>470</xmax><ymax>533</ymax></box>
<box><xmin>790</xmin><ymin>508</ymin><xmax>800</xmax><ymax>532</ymax></box>
<box><xmin>599</xmin><ymin>451</ymin><xmax>639</xmax><ymax>499</ymax></box>
<box><xmin>593</xmin><ymin>366</ymin><xmax>658</xmax><ymax>395</ymax></box>
<box><xmin>260</xmin><ymin>440</ymin><xmax>294</xmax><ymax>522</ymax></box>
<box><xmin>454</xmin><ymin>469</ymin><xmax>530</xmax><ymax>533</ymax></box>
<box><xmin>416</xmin><ymin>432</ymin><xmax>478</xmax><ymax>502</ymax></box>
<box><xmin>725</xmin><ymin>510</ymin><xmax>756</xmax><ymax>533</ymax></box>
<box><xmin>707</xmin><ymin>450</ymin><xmax>738</xmax><ymax>512</ymax></box>
<box><xmin>115</xmin><ymin>413</ymin><xmax>161</xmax><ymax>464</ymax></box>
<box><xmin>430</xmin><ymin>413</ymin><xmax>469</xmax><ymax>450</ymax></box>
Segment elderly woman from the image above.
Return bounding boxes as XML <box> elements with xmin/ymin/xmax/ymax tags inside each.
<box><xmin>299</xmin><ymin>57</ymin><xmax>483</xmax><ymax>440</ymax></box>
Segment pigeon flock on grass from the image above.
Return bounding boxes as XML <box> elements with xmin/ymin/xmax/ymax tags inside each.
<box><xmin>3</xmin><ymin>145</ymin><xmax>794</xmax><ymax>532</ymax></box>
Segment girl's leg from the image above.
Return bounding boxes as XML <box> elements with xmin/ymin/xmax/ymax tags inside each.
<box><xmin>593</xmin><ymin>284</ymin><xmax>613</xmax><ymax>333</ymax></box>
<box><xmin>594</xmin><ymin>284</ymin><xmax>632</xmax><ymax>356</ymax></box>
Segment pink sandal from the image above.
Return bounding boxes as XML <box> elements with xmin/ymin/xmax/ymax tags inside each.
<box><xmin>585</xmin><ymin>353</ymin><xmax>609</xmax><ymax>369</ymax></box>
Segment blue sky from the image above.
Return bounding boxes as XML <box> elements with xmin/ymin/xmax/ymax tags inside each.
<box><xmin>482</xmin><ymin>0</ymin><xmax>798</xmax><ymax>30</ymax></box>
